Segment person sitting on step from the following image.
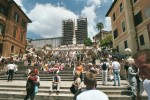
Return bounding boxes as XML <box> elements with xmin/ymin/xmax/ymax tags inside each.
<box><xmin>49</xmin><ymin>73</ymin><xmax>61</xmax><ymax>95</ymax></box>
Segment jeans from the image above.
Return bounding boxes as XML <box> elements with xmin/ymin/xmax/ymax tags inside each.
<box><xmin>7</xmin><ymin>70</ymin><xmax>14</xmax><ymax>81</ymax></box>
<box><xmin>113</xmin><ymin>70</ymin><xmax>120</xmax><ymax>86</ymax></box>
<box><xmin>50</xmin><ymin>82</ymin><xmax>60</xmax><ymax>92</ymax></box>
<box><xmin>24</xmin><ymin>89</ymin><xmax>35</xmax><ymax>100</ymax></box>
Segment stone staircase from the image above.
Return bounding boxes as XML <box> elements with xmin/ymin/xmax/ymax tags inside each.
<box><xmin>0</xmin><ymin>64</ymin><xmax>148</xmax><ymax>100</ymax></box>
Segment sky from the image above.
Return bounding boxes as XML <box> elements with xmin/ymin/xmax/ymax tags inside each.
<box><xmin>14</xmin><ymin>0</ymin><xmax>113</xmax><ymax>40</ymax></box>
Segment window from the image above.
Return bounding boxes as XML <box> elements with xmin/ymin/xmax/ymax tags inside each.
<box><xmin>0</xmin><ymin>43</ymin><xmax>3</xmax><ymax>54</ymax></box>
<box><xmin>11</xmin><ymin>45</ymin><xmax>14</xmax><ymax>53</ymax></box>
<box><xmin>13</xmin><ymin>27</ymin><xmax>17</xmax><ymax>38</ymax></box>
<box><xmin>139</xmin><ymin>35</ymin><xmax>145</xmax><ymax>46</ymax></box>
<box><xmin>147</xmin><ymin>24</ymin><xmax>150</xmax><ymax>41</ymax></box>
<box><xmin>113</xmin><ymin>29</ymin><xmax>118</xmax><ymax>39</ymax></box>
<box><xmin>146</xmin><ymin>7</ymin><xmax>150</xmax><ymax>18</ymax></box>
<box><xmin>134</xmin><ymin>11</ymin><xmax>142</xmax><ymax>26</ymax></box>
<box><xmin>122</xmin><ymin>21</ymin><xmax>126</xmax><ymax>32</ymax></box>
<box><xmin>21</xmin><ymin>20</ymin><xmax>26</xmax><ymax>28</ymax></box>
<box><xmin>0</xmin><ymin>4</ymin><xmax>8</xmax><ymax>16</ymax></box>
<box><xmin>116</xmin><ymin>46</ymin><xmax>119</xmax><ymax>52</ymax></box>
<box><xmin>120</xmin><ymin>3</ymin><xmax>123</xmax><ymax>12</ymax></box>
<box><xmin>113</xmin><ymin>13</ymin><xmax>116</xmax><ymax>21</ymax></box>
<box><xmin>20</xmin><ymin>32</ymin><xmax>23</xmax><ymax>42</ymax></box>
<box><xmin>133</xmin><ymin>0</ymin><xmax>137</xmax><ymax>4</ymax></box>
<box><xmin>124</xmin><ymin>40</ymin><xmax>128</xmax><ymax>48</ymax></box>
<box><xmin>14</xmin><ymin>12</ymin><xmax>19</xmax><ymax>22</ymax></box>
<box><xmin>0</xmin><ymin>23</ymin><xmax>4</xmax><ymax>35</ymax></box>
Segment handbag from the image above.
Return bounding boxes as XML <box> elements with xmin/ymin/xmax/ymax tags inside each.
<box><xmin>70</xmin><ymin>84</ymin><xmax>76</xmax><ymax>94</ymax></box>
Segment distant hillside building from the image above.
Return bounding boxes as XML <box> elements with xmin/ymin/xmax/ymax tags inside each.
<box><xmin>76</xmin><ymin>18</ymin><xmax>88</xmax><ymax>44</ymax></box>
<box><xmin>93</xmin><ymin>30</ymin><xmax>112</xmax><ymax>48</ymax></box>
<box><xmin>0</xmin><ymin>0</ymin><xmax>31</xmax><ymax>57</ymax></box>
<box><xmin>31</xmin><ymin>37</ymin><xmax>63</xmax><ymax>48</ymax></box>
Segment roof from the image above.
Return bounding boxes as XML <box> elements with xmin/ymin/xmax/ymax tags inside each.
<box><xmin>10</xmin><ymin>0</ymin><xmax>32</xmax><ymax>23</ymax></box>
<box><xmin>93</xmin><ymin>30</ymin><xmax>112</xmax><ymax>38</ymax></box>
<box><xmin>105</xmin><ymin>0</ymin><xmax>117</xmax><ymax>17</ymax></box>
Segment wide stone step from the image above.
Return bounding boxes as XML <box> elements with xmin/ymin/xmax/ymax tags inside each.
<box><xmin>0</xmin><ymin>91</ymin><xmax>134</xmax><ymax>100</ymax></box>
<box><xmin>0</xmin><ymin>91</ymin><xmax>147</xmax><ymax>100</ymax></box>
<box><xmin>0</xmin><ymin>85</ymin><xmax>131</xmax><ymax>90</ymax></box>
<box><xmin>0</xmin><ymin>87</ymin><xmax>132</xmax><ymax>95</ymax></box>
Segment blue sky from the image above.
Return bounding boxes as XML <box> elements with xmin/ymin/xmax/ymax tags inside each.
<box><xmin>14</xmin><ymin>0</ymin><xmax>113</xmax><ymax>39</ymax></box>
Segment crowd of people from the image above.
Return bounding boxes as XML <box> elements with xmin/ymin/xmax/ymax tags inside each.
<box><xmin>0</xmin><ymin>48</ymin><xmax>150</xmax><ymax>100</ymax></box>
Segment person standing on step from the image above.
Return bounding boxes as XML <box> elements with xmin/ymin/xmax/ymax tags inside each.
<box><xmin>49</xmin><ymin>73</ymin><xmax>61</xmax><ymax>95</ymax></box>
<box><xmin>76</xmin><ymin>71</ymin><xmax>109</xmax><ymax>100</ymax></box>
<box><xmin>6</xmin><ymin>61</ymin><xmax>17</xmax><ymax>82</ymax></box>
<box><xmin>24</xmin><ymin>71</ymin><xmax>37</xmax><ymax>100</ymax></box>
<box><xmin>128</xmin><ymin>60</ymin><xmax>138</xmax><ymax>98</ymax></box>
<box><xmin>73</xmin><ymin>71</ymin><xmax>82</xmax><ymax>100</ymax></box>
<box><xmin>111</xmin><ymin>58</ymin><xmax>121</xmax><ymax>86</ymax></box>
<box><xmin>101</xmin><ymin>58</ymin><xmax>110</xmax><ymax>85</ymax></box>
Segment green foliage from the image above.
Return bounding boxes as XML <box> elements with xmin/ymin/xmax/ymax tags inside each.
<box><xmin>83</xmin><ymin>38</ymin><xmax>93</xmax><ymax>46</ymax></box>
<box><xmin>96</xmin><ymin>22</ymin><xmax>104</xmax><ymax>41</ymax></box>
<box><xmin>96</xmin><ymin>22</ymin><xmax>104</xmax><ymax>31</ymax></box>
<box><xmin>100</xmin><ymin>34</ymin><xmax>112</xmax><ymax>47</ymax></box>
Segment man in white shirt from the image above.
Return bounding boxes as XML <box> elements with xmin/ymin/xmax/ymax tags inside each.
<box><xmin>7</xmin><ymin>61</ymin><xmax>17</xmax><ymax>82</ymax></box>
<box><xmin>112</xmin><ymin>58</ymin><xmax>120</xmax><ymax>86</ymax></box>
<box><xmin>76</xmin><ymin>72</ymin><xmax>109</xmax><ymax>100</ymax></box>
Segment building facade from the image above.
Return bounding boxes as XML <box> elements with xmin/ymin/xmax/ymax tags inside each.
<box><xmin>76</xmin><ymin>17</ymin><xmax>88</xmax><ymax>44</ymax></box>
<box><xmin>31</xmin><ymin>37</ymin><xmax>63</xmax><ymax>48</ymax></box>
<box><xmin>62</xmin><ymin>19</ymin><xmax>74</xmax><ymax>45</ymax></box>
<box><xmin>106</xmin><ymin>0</ymin><xmax>150</xmax><ymax>53</ymax></box>
<box><xmin>62</xmin><ymin>18</ymin><xmax>88</xmax><ymax>45</ymax></box>
<box><xmin>93</xmin><ymin>30</ymin><xmax>112</xmax><ymax>48</ymax></box>
<box><xmin>0</xmin><ymin>0</ymin><xmax>31</xmax><ymax>57</ymax></box>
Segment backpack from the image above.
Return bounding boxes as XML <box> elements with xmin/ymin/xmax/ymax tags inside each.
<box><xmin>102</xmin><ymin>63</ymin><xmax>107</xmax><ymax>70</ymax></box>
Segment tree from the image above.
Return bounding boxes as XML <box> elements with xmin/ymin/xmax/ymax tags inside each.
<box><xmin>100</xmin><ymin>34</ymin><xmax>112</xmax><ymax>48</ymax></box>
<box><xmin>83</xmin><ymin>38</ymin><xmax>93</xmax><ymax>46</ymax></box>
<box><xmin>96</xmin><ymin>22</ymin><xmax>104</xmax><ymax>41</ymax></box>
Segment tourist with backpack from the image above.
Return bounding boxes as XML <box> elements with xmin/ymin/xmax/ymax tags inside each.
<box><xmin>101</xmin><ymin>58</ymin><xmax>110</xmax><ymax>85</ymax></box>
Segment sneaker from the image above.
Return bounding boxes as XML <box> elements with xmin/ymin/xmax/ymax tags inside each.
<box><xmin>49</xmin><ymin>91</ymin><xmax>52</xmax><ymax>95</ymax></box>
<box><xmin>56</xmin><ymin>91</ymin><xmax>59</xmax><ymax>95</ymax></box>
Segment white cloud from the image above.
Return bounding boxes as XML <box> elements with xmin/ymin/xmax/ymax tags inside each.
<box><xmin>87</xmin><ymin>0</ymin><xmax>101</xmax><ymax>7</ymax></box>
<box><xmin>81</xmin><ymin>0</ymin><xmax>112</xmax><ymax>39</ymax></box>
<box><xmin>28</xmin><ymin>3</ymin><xmax>78</xmax><ymax>38</ymax></box>
<box><xmin>81</xmin><ymin>5</ymin><xmax>97</xmax><ymax>38</ymax></box>
<box><xmin>14</xmin><ymin>0</ymin><xmax>112</xmax><ymax>39</ymax></box>
<box><xmin>104</xmin><ymin>17</ymin><xmax>111</xmax><ymax>31</ymax></box>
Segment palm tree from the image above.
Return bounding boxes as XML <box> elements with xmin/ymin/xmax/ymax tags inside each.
<box><xmin>96</xmin><ymin>22</ymin><xmax>104</xmax><ymax>41</ymax></box>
